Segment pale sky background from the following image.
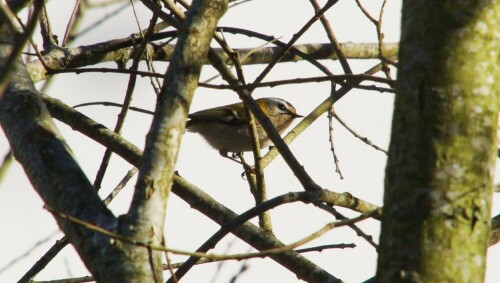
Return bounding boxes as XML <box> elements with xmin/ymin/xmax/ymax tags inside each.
<box><xmin>1</xmin><ymin>0</ymin><xmax>500</xmax><ymax>282</ymax></box>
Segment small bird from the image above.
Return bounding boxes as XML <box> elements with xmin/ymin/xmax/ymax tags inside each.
<box><xmin>186</xmin><ymin>97</ymin><xmax>302</xmax><ymax>153</ymax></box>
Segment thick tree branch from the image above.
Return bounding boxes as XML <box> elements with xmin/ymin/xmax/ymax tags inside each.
<box><xmin>108</xmin><ymin>0</ymin><xmax>228</xmax><ymax>281</ymax></box>
<box><xmin>42</xmin><ymin>93</ymin><xmax>341</xmax><ymax>283</ymax></box>
<box><xmin>27</xmin><ymin>40</ymin><xmax>398</xmax><ymax>83</ymax></box>
<box><xmin>0</xmin><ymin>25</ymin><xmax>116</xmax><ymax>282</ymax></box>
<box><xmin>377</xmin><ymin>2</ymin><xmax>500</xmax><ymax>282</ymax></box>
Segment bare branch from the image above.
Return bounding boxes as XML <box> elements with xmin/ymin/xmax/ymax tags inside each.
<box><xmin>41</xmin><ymin>94</ymin><xmax>342</xmax><ymax>283</ymax></box>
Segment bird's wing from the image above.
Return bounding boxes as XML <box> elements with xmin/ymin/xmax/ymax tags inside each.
<box><xmin>188</xmin><ymin>105</ymin><xmax>247</xmax><ymax>125</ymax></box>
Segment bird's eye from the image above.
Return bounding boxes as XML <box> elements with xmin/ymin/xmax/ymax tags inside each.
<box><xmin>277</xmin><ymin>103</ymin><xmax>287</xmax><ymax>112</ymax></box>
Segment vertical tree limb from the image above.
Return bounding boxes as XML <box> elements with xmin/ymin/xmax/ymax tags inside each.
<box><xmin>377</xmin><ymin>2</ymin><xmax>500</xmax><ymax>282</ymax></box>
<box><xmin>0</xmin><ymin>20</ymin><xmax>116</xmax><ymax>283</ymax></box>
<box><xmin>113</xmin><ymin>0</ymin><xmax>228</xmax><ymax>281</ymax></box>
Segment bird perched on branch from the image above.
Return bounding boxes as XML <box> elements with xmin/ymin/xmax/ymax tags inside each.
<box><xmin>186</xmin><ymin>97</ymin><xmax>302</xmax><ymax>154</ymax></box>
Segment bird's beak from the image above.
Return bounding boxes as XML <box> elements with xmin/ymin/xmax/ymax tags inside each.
<box><xmin>292</xmin><ymin>113</ymin><xmax>304</xmax><ymax>118</ymax></box>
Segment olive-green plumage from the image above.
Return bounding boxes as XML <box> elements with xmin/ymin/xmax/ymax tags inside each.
<box><xmin>186</xmin><ymin>98</ymin><xmax>302</xmax><ymax>153</ymax></box>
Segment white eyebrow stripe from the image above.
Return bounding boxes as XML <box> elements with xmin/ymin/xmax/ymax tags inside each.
<box><xmin>269</xmin><ymin>98</ymin><xmax>288</xmax><ymax>107</ymax></box>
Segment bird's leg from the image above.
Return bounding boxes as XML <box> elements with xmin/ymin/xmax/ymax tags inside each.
<box><xmin>235</xmin><ymin>152</ymin><xmax>256</xmax><ymax>176</ymax></box>
<box><xmin>219</xmin><ymin>150</ymin><xmax>244</xmax><ymax>165</ymax></box>
<box><xmin>218</xmin><ymin>151</ymin><xmax>255</xmax><ymax>175</ymax></box>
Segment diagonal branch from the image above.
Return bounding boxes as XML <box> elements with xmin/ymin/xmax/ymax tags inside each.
<box><xmin>0</xmin><ymin>16</ymin><xmax>116</xmax><ymax>282</ymax></box>
<box><xmin>42</xmin><ymin>93</ymin><xmax>340</xmax><ymax>283</ymax></box>
<box><xmin>115</xmin><ymin>0</ymin><xmax>228</xmax><ymax>281</ymax></box>
<box><xmin>26</xmin><ymin>39</ymin><xmax>398</xmax><ymax>83</ymax></box>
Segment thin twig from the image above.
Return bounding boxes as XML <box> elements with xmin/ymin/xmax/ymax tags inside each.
<box><xmin>333</xmin><ymin>113</ymin><xmax>388</xmax><ymax>155</ymax></box>
<box><xmin>354</xmin><ymin>0</ymin><xmax>378</xmax><ymax>24</ymax></box>
<box><xmin>376</xmin><ymin>0</ymin><xmax>392</xmax><ymax>81</ymax></box>
<box><xmin>92</xmin><ymin>13</ymin><xmax>158</xmax><ymax>191</ymax></box>
<box><xmin>209</xmin><ymin>239</ymin><xmax>237</xmax><ymax>283</ymax></box>
<box><xmin>222</xmin><ymin>48</ymin><xmax>274</xmax><ymax>232</ymax></box>
<box><xmin>252</xmin><ymin>0</ymin><xmax>340</xmax><ymax>86</ymax></box>
<box><xmin>328</xmin><ymin>107</ymin><xmax>344</xmax><ymax>179</ymax></box>
<box><xmin>354</xmin><ymin>0</ymin><xmax>394</xmax><ymax>82</ymax></box>
<box><xmin>163</xmin><ymin>236</ymin><xmax>179</xmax><ymax>283</ymax></box>
<box><xmin>30</xmin><ymin>243</ymin><xmax>355</xmax><ymax>283</ymax></box>
<box><xmin>229</xmin><ymin>248</ymin><xmax>251</xmax><ymax>283</ymax></box>
<box><xmin>308</xmin><ymin>0</ymin><xmax>352</xmax><ymax>75</ymax></box>
<box><xmin>42</xmin><ymin>77</ymin><xmax>340</xmax><ymax>283</ymax></box>
<box><xmin>0</xmin><ymin>230</ymin><xmax>60</xmax><ymax>274</ymax></box>
<box><xmin>38</xmin><ymin>1</ymin><xmax>58</xmax><ymax>49</ymax></box>
<box><xmin>17</xmin><ymin>167</ymin><xmax>138</xmax><ymax>282</ymax></box>
<box><xmin>102</xmin><ymin>167</ymin><xmax>139</xmax><ymax>205</ymax></box>
<box><xmin>46</xmin><ymin>204</ymin><xmax>378</xmax><ymax>260</ymax></box>
<box><xmin>47</xmin><ymin>67</ymin><xmax>394</xmax><ymax>89</ymax></box>
<box><xmin>73</xmin><ymin>1</ymin><xmax>131</xmax><ymax>39</ymax></box>
<box><xmin>0</xmin><ymin>0</ymin><xmax>43</xmax><ymax>98</ymax></box>
<box><xmin>261</xmin><ymin>63</ymin><xmax>384</xmax><ymax>169</ymax></box>
<box><xmin>171</xmin><ymin>188</ymin><xmax>380</xmax><ymax>280</ymax></box>
<box><xmin>316</xmin><ymin>203</ymin><xmax>379</xmax><ymax>249</ymax></box>
<box><xmin>62</xmin><ymin>0</ymin><xmax>81</xmax><ymax>46</ymax></box>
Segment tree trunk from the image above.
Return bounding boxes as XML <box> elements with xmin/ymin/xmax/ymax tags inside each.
<box><xmin>0</xmin><ymin>0</ymin><xmax>228</xmax><ymax>281</ymax></box>
<box><xmin>377</xmin><ymin>2</ymin><xmax>500</xmax><ymax>282</ymax></box>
